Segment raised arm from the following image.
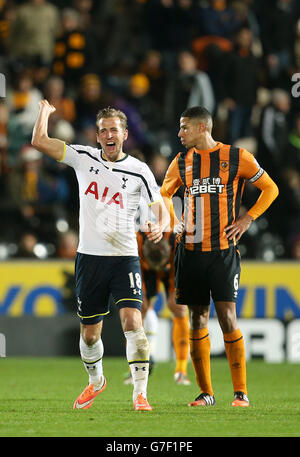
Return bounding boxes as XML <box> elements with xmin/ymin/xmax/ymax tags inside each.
<box><xmin>31</xmin><ymin>99</ymin><xmax>65</xmax><ymax>161</ymax></box>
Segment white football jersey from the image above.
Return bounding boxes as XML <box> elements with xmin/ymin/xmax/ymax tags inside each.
<box><xmin>60</xmin><ymin>143</ymin><xmax>163</xmax><ymax>256</ymax></box>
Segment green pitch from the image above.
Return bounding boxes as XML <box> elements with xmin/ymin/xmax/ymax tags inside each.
<box><xmin>0</xmin><ymin>357</ymin><xmax>299</xmax><ymax>437</ymax></box>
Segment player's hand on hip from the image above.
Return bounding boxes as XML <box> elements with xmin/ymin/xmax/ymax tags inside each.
<box><xmin>144</xmin><ymin>221</ymin><xmax>163</xmax><ymax>244</ymax></box>
<box><xmin>38</xmin><ymin>99</ymin><xmax>56</xmax><ymax>115</ymax></box>
<box><xmin>224</xmin><ymin>213</ymin><xmax>253</xmax><ymax>241</ymax></box>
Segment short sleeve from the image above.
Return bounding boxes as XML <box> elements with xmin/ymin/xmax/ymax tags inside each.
<box><xmin>160</xmin><ymin>155</ymin><xmax>183</xmax><ymax>198</ymax></box>
<box><xmin>58</xmin><ymin>143</ymin><xmax>82</xmax><ymax>169</ymax></box>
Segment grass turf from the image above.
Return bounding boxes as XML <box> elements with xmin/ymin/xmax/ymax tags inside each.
<box><xmin>0</xmin><ymin>357</ymin><xmax>299</xmax><ymax>438</ymax></box>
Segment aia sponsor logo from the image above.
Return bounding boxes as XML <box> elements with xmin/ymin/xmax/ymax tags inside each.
<box><xmin>85</xmin><ymin>182</ymin><xmax>124</xmax><ymax>208</ymax></box>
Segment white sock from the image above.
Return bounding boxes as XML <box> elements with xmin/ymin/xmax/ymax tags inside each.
<box><xmin>143</xmin><ymin>308</ymin><xmax>158</xmax><ymax>357</ymax></box>
<box><xmin>124</xmin><ymin>328</ymin><xmax>150</xmax><ymax>401</ymax></box>
<box><xmin>79</xmin><ymin>335</ymin><xmax>104</xmax><ymax>389</ymax></box>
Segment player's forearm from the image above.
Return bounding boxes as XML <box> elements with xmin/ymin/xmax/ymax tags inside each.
<box><xmin>31</xmin><ymin>106</ymin><xmax>65</xmax><ymax>161</ymax></box>
<box><xmin>32</xmin><ymin>105</ymin><xmax>50</xmax><ymax>147</ymax></box>
<box><xmin>247</xmin><ymin>176</ymin><xmax>279</xmax><ymax>220</ymax></box>
<box><xmin>161</xmin><ymin>194</ymin><xmax>181</xmax><ymax>230</ymax></box>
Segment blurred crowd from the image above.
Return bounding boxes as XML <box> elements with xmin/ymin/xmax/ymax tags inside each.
<box><xmin>0</xmin><ymin>0</ymin><xmax>300</xmax><ymax>261</ymax></box>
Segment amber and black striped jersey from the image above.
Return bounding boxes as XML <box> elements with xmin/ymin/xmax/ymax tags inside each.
<box><xmin>161</xmin><ymin>142</ymin><xmax>278</xmax><ymax>252</ymax></box>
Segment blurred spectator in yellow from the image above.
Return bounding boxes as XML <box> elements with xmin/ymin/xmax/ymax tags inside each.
<box><xmin>112</xmin><ymin>73</ymin><xmax>154</xmax><ymax>154</ymax></box>
<box><xmin>75</xmin><ymin>73</ymin><xmax>113</xmax><ymax>130</ymax></box>
<box><xmin>127</xmin><ymin>73</ymin><xmax>163</xmax><ymax>137</ymax></box>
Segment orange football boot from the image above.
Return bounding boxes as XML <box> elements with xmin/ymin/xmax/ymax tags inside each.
<box><xmin>73</xmin><ymin>377</ymin><xmax>106</xmax><ymax>410</ymax></box>
<box><xmin>133</xmin><ymin>393</ymin><xmax>152</xmax><ymax>411</ymax></box>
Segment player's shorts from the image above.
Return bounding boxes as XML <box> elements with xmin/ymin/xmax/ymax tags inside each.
<box><xmin>75</xmin><ymin>253</ymin><xmax>143</xmax><ymax>324</ymax></box>
<box><xmin>143</xmin><ymin>269</ymin><xmax>172</xmax><ymax>301</ymax></box>
<box><xmin>174</xmin><ymin>244</ymin><xmax>241</xmax><ymax>306</ymax></box>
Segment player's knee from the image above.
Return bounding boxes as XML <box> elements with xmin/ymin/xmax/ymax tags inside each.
<box><xmin>83</xmin><ymin>334</ymin><xmax>99</xmax><ymax>346</ymax></box>
<box><xmin>171</xmin><ymin>303</ymin><xmax>187</xmax><ymax>317</ymax></box>
<box><xmin>81</xmin><ymin>328</ymin><xmax>100</xmax><ymax>346</ymax></box>
<box><xmin>80</xmin><ymin>322</ymin><xmax>102</xmax><ymax>346</ymax></box>
<box><xmin>219</xmin><ymin>316</ymin><xmax>238</xmax><ymax>334</ymax></box>
<box><xmin>215</xmin><ymin>301</ymin><xmax>238</xmax><ymax>334</ymax></box>
<box><xmin>189</xmin><ymin>304</ymin><xmax>209</xmax><ymax>329</ymax></box>
<box><xmin>120</xmin><ymin>307</ymin><xmax>143</xmax><ymax>332</ymax></box>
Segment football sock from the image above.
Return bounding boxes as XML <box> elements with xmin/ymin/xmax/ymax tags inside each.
<box><xmin>224</xmin><ymin>328</ymin><xmax>248</xmax><ymax>395</ymax></box>
<box><xmin>124</xmin><ymin>328</ymin><xmax>150</xmax><ymax>401</ymax></box>
<box><xmin>79</xmin><ymin>335</ymin><xmax>104</xmax><ymax>389</ymax></box>
<box><xmin>172</xmin><ymin>315</ymin><xmax>189</xmax><ymax>374</ymax></box>
<box><xmin>190</xmin><ymin>327</ymin><xmax>213</xmax><ymax>396</ymax></box>
<box><xmin>143</xmin><ymin>307</ymin><xmax>158</xmax><ymax>357</ymax></box>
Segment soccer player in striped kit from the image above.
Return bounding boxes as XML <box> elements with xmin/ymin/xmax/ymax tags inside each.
<box><xmin>32</xmin><ymin>100</ymin><xmax>168</xmax><ymax>411</ymax></box>
<box><xmin>160</xmin><ymin>106</ymin><xmax>279</xmax><ymax>407</ymax></box>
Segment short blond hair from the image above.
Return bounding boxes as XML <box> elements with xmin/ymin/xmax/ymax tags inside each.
<box><xmin>96</xmin><ymin>107</ymin><xmax>128</xmax><ymax>131</ymax></box>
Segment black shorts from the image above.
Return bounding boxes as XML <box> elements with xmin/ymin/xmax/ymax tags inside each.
<box><xmin>75</xmin><ymin>253</ymin><xmax>143</xmax><ymax>324</ymax></box>
<box><xmin>143</xmin><ymin>269</ymin><xmax>172</xmax><ymax>300</ymax></box>
<box><xmin>175</xmin><ymin>244</ymin><xmax>241</xmax><ymax>306</ymax></box>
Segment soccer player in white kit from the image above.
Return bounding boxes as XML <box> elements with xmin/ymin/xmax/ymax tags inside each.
<box><xmin>32</xmin><ymin>100</ymin><xmax>168</xmax><ymax>411</ymax></box>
